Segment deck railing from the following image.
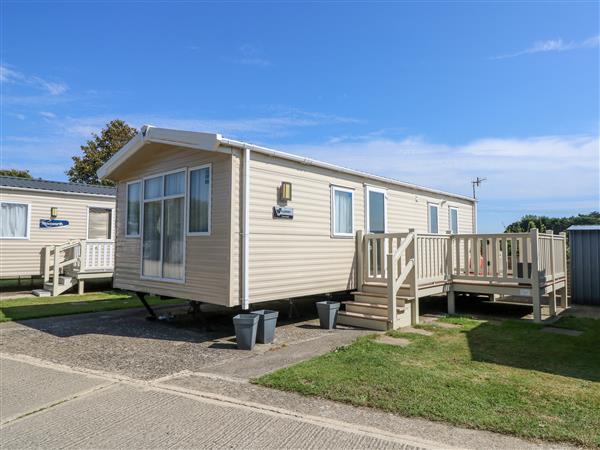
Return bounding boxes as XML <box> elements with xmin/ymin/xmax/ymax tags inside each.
<box><xmin>43</xmin><ymin>239</ymin><xmax>115</xmax><ymax>295</ymax></box>
<box><xmin>356</xmin><ymin>228</ymin><xmax>567</xmax><ymax>328</ymax></box>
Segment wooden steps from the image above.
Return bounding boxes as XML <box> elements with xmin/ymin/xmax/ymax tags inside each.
<box><xmin>338</xmin><ymin>283</ymin><xmax>415</xmax><ymax>331</ymax></box>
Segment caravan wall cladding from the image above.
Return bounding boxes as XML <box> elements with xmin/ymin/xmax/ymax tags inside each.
<box><xmin>111</xmin><ymin>142</ymin><xmax>474</xmax><ymax>308</ymax></box>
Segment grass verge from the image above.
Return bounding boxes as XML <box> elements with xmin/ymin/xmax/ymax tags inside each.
<box><xmin>0</xmin><ymin>291</ymin><xmax>185</xmax><ymax>322</ymax></box>
<box><xmin>255</xmin><ymin>316</ymin><xmax>600</xmax><ymax>447</ymax></box>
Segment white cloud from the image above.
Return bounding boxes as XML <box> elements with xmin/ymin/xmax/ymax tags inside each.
<box><xmin>0</xmin><ymin>64</ymin><xmax>68</xmax><ymax>95</ymax></box>
<box><xmin>492</xmin><ymin>34</ymin><xmax>600</xmax><ymax>60</ymax></box>
<box><xmin>231</xmin><ymin>44</ymin><xmax>272</xmax><ymax>67</ymax></box>
<box><xmin>40</xmin><ymin>111</ymin><xmax>57</xmax><ymax>120</ymax></box>
<box><xmin>282</xmin><ymin>133</ymin><xmax>599</xmax><ymax>211</ymax></box>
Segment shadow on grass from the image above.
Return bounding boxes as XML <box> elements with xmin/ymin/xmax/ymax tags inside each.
<box><xmin>463</xmin><ymin>316</ymin><xmax>600</xmax><ymax>382</ymax></box>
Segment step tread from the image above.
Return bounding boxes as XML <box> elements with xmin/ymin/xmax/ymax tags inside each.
<box><xmin>353</xmin><ymin>291</ymin><xmax>414</xmax><ymax>300</ymax></box>
<box><xmin>338</xmin><ymin>310</ymin><xmax>388</xmax><ymax>322</ymax></box>
<box><xmin>342</xmin><ymin>301</ymin><xmax>405</xmax><ymax>311</ymax></box>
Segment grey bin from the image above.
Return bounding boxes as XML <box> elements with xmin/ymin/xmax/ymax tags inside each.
<box><xmin>233</xmin><ymin>313</ymin><xmax>259</xmax><ymax>350</ymax></box>
<box><xmin>316</xmin><ymin>301</ymin><xmax>340</xmax><ymax>330</ymax></box>
<box><xmin>253</xmin><ymin>309</ymin><xmax>279</xmax><ymax>344</ymax></box>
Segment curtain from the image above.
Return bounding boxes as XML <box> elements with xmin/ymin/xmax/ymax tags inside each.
<box><xmin>127</xmin><ymin>182</ymin><xmax>141</xmax><ymax>235</ymax></box>
<box><xmin>144</xmin><ymin>176</ymin><xmax>162</xmax><ymax>200</ymax></box>
<box><xmin>0</xmin><ymin>203</ymin><xmax>28</xmax><ymax>238</ymax></box>
<box><xmin>162</xmin><ymin>197</ymin><xmax>184</xmax><ymax>280</ymax></box>
<box><xmin>189</xmin><ymin>167</ymin><xmax>210</xmax><ymax>233</ymax></box>
<box><xmin>164</xmin><ymin>172</ymin><xmax>184</xmax><ymax>196</ymax></box>
<box><xmin>335</xmin><ymin>190</ymin><xmax>353</xmax><ymax>234</ymax></box>
<box><xmin>142</xmin><ymin>201</ymin><xmax>162</xmax><ymax>277</ymax></box>
<box><xmin>88</xmin><ymin>208</ymin><xmax>112</xmax><ymax>240</ymax></box>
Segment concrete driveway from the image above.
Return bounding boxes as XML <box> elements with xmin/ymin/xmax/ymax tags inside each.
<box><xmin>0</xmin><ymin>302</ymin><xmax>573</xmax><ymax>449</ymax></box>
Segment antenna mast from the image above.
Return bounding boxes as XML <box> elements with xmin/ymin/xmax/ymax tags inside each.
<box><xmin>471</xmin><ymin>177</ymin><xmax>486</xmax><ymax>199</ymax></box>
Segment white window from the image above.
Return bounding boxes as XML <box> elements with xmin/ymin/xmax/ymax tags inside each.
<box><xmin>449</xmin><ymin>207</ymin><xmax>459</xmax><ymax>234</ymax></box>
<box><xmin>428</xmin><ymin>203</ymin><xmax>439</xmax><ymax>234</ymax></box>
<box><xmin>331</xmin><ymin>186</ymin><xmax>354</xmax><ymax>237</ymax></box>
<box><xmin>365</xmin><ymin>186</ymin><xmax>386</xmax><ymax>234</ymax></box>
<box><xmin>142</xmin><ymin>170</ymin><xmax>185</xmax><ymax>281</ymax></box>
<box><xmin>88</xmin><ymin>207</ymin><xmax>113</xmax><ymax>240</ymax></box>
<box><xmin>0</xmin><ymin>202</ymin><xmax>30</xmax><ymax>239</ymax></box>
<box><xmin>188</xmin><ymin>165</ymin><xmax>211</xmax><ymax>235</ymax></box>
<box><xmin>126</xmin><ymin>181</ymin><xmax>141</xmax><ymax>237</ymax></box>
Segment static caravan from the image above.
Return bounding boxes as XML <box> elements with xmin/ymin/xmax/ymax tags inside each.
<box><xmin>98</xmin><ymin>126</ymin><xmax>484</xmax><ymax>329</ymax></box>
<box><xmin>0</xmin><ymin>176</ymin><xmax>116</xmax><ymax>296</ymax></box>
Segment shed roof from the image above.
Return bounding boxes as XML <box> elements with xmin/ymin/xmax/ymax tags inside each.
<box><xmin>0</xmin><ymin>176</ymin><xmax>116</xmax><ymax>197</ymax></box>
<box><xmin>567</xmin><ymin>225</ymin><xmax>600</xmax><ymax>231</ymax></box>
<box><xmin>98</xmin><ymin>125</ymin><xmax>476</xmax><ymax>203</ymax></box>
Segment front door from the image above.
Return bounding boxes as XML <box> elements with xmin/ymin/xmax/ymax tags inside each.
<box><xmin>366</xmin><ymin>187</ymin><xmax>387</xmax><ymax>276</ymax></box>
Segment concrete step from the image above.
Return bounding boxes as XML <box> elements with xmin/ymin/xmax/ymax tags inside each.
<box><xmin>32</xmin><ymin>289</ymin><xmax>51</xmax><ymax>297</ymax></box>
<box><xmin>343</xmin><ymin>301</ymin><xmax>405</xmax><ymax>317</ymax></box>
<box><xmin>337</xmin><ymin>310</ymin><xmax>388</xmax><ymax>331</ymax></box>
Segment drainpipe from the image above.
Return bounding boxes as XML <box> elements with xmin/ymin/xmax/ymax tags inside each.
<box><xmin>242</xmin><ymin>147</ymin><xmax>251</xmax><ymax>310</ymax></box>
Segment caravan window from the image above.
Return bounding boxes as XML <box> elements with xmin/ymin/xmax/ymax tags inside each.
<box><xmin>0</xmin><ymin>202</ymin><xmax>30</xmax><ymax>239</ymax></box>
<box><xmin>126</xmin><ymin>181</ymin><xmax>141</xmax><ymax>236</ymax></box>
<box><xmin>428</xmin><ymin>203</ymin><xmax>439</xmax><ymax>234</ymax></box>
<box><xmin>449</xmin><ymin>207</ymin><xmax>459</xmax><ymax>234</ymax></box>
<box><xmin>331</xmin><ymin>186</ymin><xmax>354</xmax><ymax>237</ymax></box>
<box><xmin>188</xmin><ymin>165</ymin><xmax>211</xmax><ymax>235</ymax></box>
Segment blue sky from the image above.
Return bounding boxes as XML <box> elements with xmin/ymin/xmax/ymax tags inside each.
<box><xmin>1</xmin><ymin>1</ymin><xmax>599</xmax><ymax>232</ymax></box>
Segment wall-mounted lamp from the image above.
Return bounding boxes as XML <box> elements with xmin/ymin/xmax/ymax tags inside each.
<box><xmin>50</xmin><ymin>207</ymin><xmax>58</xmax><ymax>218</ymax></box>
<box><xmin>280</xmin><ymin>181</ymin><xmax>292</xmax><ymax>202</ymax></box>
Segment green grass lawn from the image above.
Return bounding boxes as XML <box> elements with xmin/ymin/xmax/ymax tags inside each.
<box><xmin>255</xmin><ymin>316</ymin><xmax>600</xmax><ymax>447</ymax></box>
<box><xmin>0</xmin><ymin>291</ymin><xmax>186</xmax><ymax>322</ymax></box>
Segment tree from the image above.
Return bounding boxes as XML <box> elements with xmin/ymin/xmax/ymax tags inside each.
<box><xmin>66</xmin><ymin>119</ymin><xmax>137</xmax><ymax>186</ymax></box>
<box><xmin>0</xmin><ymin>168</ymin><xmax>33</xmax><ymax>178</ymax></box>
<box><xmin>505</xmin><ymin>212</ymin><xmax>600</xmax><ymax>234</ymax></box>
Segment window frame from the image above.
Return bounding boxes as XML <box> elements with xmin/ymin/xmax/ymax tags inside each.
<box><xmin>427</xmin><ymin>202</ymin><xmax>440</xmax><ymax>234</ymax></box>
<box><xmin>449</xmin><ymin>206</ymin><xmax>459</xmax><ymax>234</ymax></box>
<box><xmin>187</xmin><ymin>163</ymin><xmax>212</xmax><ymax>236</ymax></box>
<box><xmin>140</xmin><ymin>168</ymin><xmax>187</xmax><ymax>284</ymax></box>
<box><xmin>330</xmin><ymin>185</ymin><xmax>355</xmax><ymax>238</ymax></box>
<box><xmin>0</xmin><ymin>201</ymin><xmax>31</xmax><ymax>240</ymax></box>
<box><xmin>86</xmin><ymin>205</ymin><xmax>115</xmax><ymax>241</ymax></box>
<box><xmin>125</xmin><ymin>180</ymin><xmax>142</xmax><ymax>238</ymax></box>
<box><xmin>364</xmin><ymin>185</ymin><xmax>387</xmax><ymax>234</ymax></box>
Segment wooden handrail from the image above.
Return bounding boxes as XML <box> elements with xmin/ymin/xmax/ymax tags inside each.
<box><xmin>387</xmin><ymin>230</ymin><xmax>416</xmax><ymax>329</ymax></box>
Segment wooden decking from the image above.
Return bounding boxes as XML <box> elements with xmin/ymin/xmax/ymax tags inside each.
<box><xmin>33</xmin><ymin>240</ymin><xmax>114</xmax><ymax>297</ymax></box>
<box><xmin>338</xmin><ymin>229</ymin><xmax>568</xmax><ymax>330</ymax></box>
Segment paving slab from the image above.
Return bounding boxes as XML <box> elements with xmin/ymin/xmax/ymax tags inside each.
<box><xmin>1</xmin><ymin>383</ymin><xmax>423</xmax><ymax>450</ymax></box>
<box><xmin>0</xmin><ymin>357</ymin><xmax>109</xmax><ymax>423</ymax></box>
<box><xmin>399</xmin><ymin>327</ymin><xmax>434</xmax><ymax>336</ymax></box>
<box><xmin>375</xmin><ymin>336</ymin><xmax>411</xmax><ymax>347</ymax></box>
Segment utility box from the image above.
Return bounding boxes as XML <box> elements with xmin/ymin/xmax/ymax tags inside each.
<box><xmin>567</xmin><ymin>225</ymin><xmax>600</xmax><ymax>305</ymax></box>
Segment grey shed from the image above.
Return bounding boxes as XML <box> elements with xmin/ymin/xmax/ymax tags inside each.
<box><xmin>567</xmin><ymin>225</ymin><xmax>600</xmax><ymax>305</ymax></box>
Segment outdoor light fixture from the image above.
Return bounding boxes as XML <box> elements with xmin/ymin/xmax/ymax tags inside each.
<box><xmin>50</xmin><ymin>207</ymin><xmax>58</xmax><ymax>218</ymax></box>
<box><xmin>280</xmin><ymin>181</ymin><xmax>292</xmax><ymax>202</ymax></box>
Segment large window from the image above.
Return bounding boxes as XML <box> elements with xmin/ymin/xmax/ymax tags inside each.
<box><xmin>126</xmin><ymin>181</ymin><xmax>141</xmax><ymax>236</ymax></box>
<box><xmin>142</xmin><ymin>171</ymin><xmax>185</xmax><ymax>281</ymax></box>
<box><xmin>0</xmin><ymin>202</ymin><xmax>30</xmax><ymax>239</ymax></box>
<box><xmin>331</xmin><ymin>186</ymin><xmax>354</xmax><ymax>237</ymax></box>
<box><xmin>188</xmin><ymin>165</ymin><xmax>211</xmax><ymax>234</ymax></box>
<box><xmin>88</xmin><ymin>207</ymin><xmax>113</xmax><ymax>240</ymax></box>
<box><xmin>428</xmin><ymin>203</ymin><xmax>439</xmax><ymax>234</ymax></box>
<box><xmin>449</xmin><ymin>207</ymin><xmax>459</xmax><ymax>234</ymax></box>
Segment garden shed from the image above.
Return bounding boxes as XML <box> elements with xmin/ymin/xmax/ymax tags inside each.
<box><xmin>567</xmin><ymin>225</ymin><xmax>600</xmax><ymax>305</ymax></box>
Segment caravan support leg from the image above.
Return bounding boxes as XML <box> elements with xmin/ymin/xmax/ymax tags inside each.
<box><xmin>288</xmin><ymin>298</ymin><xmax>299</xmax><ymax>319</ymax></box>
<box><xmin>136</xmin><ymin>292</ymin><xmax>158</xmax><ymax>321</ymax></box>
<box><xmin>447</xmin><ymin>289</ymin><xmax>456</xmax><ymax>315</ymax></box>
<box><xmin>78</xmin><ymin>280</ymin><xmax>85</xmax><ymax>295</ymax></box>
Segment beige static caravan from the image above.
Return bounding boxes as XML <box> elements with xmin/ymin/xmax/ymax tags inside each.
<box><xmin>98</xmin><ymin>126</ymin><xmax>488</xmax><ymax>328</ymax></box>
<box><xmin>0</xmin><ymin>176</ymin><xmax>116</xmax><ymax>296</ymax></box>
